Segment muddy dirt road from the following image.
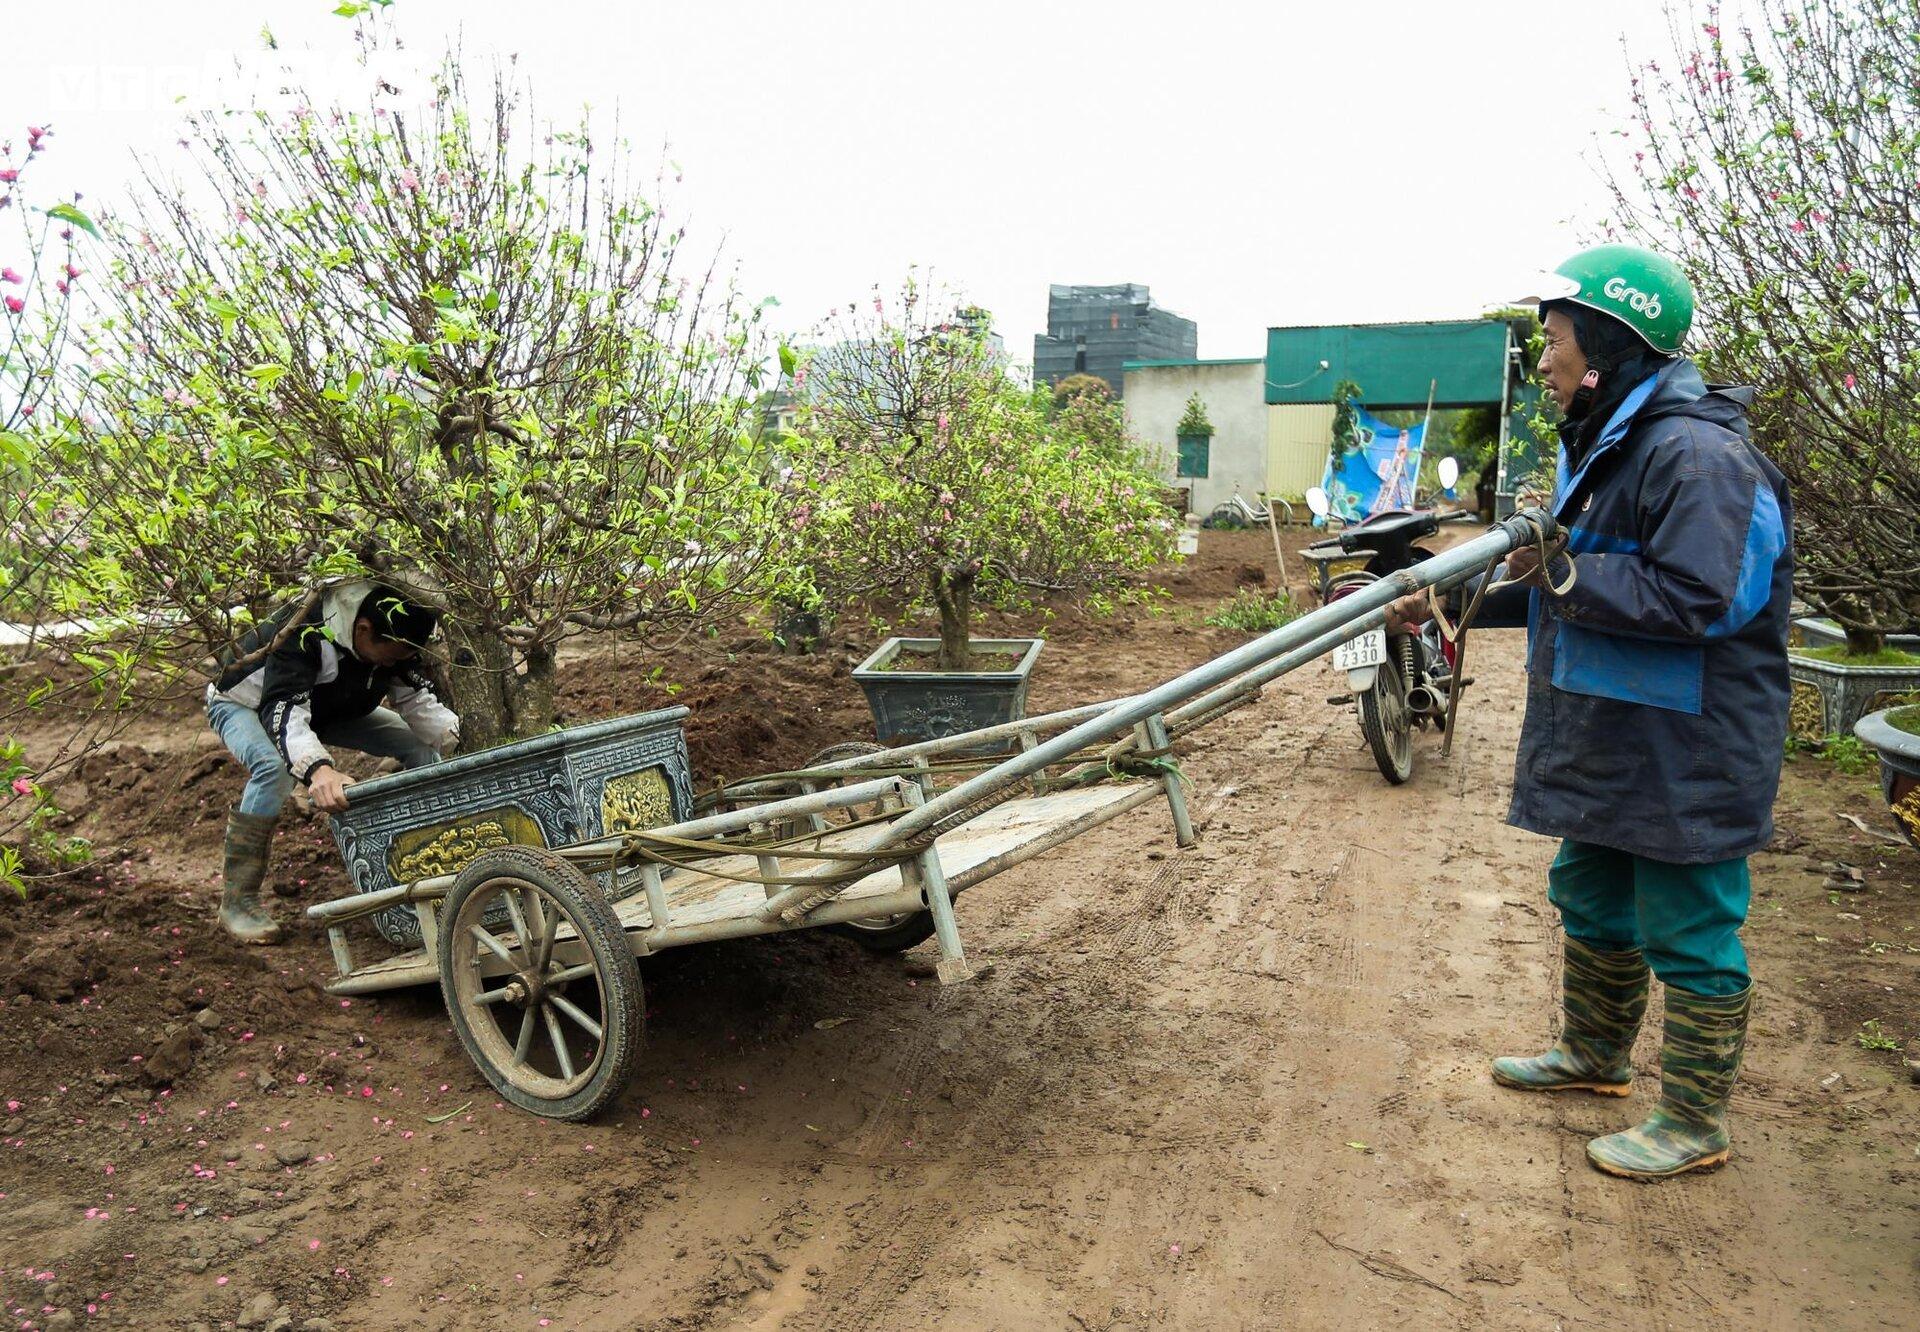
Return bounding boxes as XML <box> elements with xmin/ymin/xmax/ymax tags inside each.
<box><xmin>2</xmin><ymin>530</ymin><xmax>1916</xmax><ymax>1330</ymax></box>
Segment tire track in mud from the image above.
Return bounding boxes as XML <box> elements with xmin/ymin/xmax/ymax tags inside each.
<box><xmin>794</xmin><ymin>689</ymin><xmax>1388</xmax><ymax>1329</ymax></box>
<box><xmin>796</xmin><ymin>801</ymin><xmax>1257</xmax><ymax>1329</ymax></box>
<box><xmin>1229</xmin><ymin>701</ymin><xmax>1497</xmax><ymax>1325</ymax></box>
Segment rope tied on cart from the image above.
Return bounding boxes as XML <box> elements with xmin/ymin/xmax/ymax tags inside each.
<box><xmin>605</xmin><ymin>825</ymin><xmax>931</xmax><ymax>890</ymax></box>
<box><xmin>693</xmin><ymin>739</ymin><xmax>1189</xmax><ymax>818</ymax></box>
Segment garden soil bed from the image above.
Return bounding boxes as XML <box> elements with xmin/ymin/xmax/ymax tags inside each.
<box><xmin>1</xmin><ymin>525</ymin><xmax>1915</xmax><ymax>1330</ymax></box>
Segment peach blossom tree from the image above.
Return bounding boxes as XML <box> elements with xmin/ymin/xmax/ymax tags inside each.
<box><xmin>782</xmin><ymin>280</ymin><xmax>1175</xmax><ymax>670</ymax></box>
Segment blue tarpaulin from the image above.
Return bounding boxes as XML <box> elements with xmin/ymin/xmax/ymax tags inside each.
<box><xmin>1315</xmin><ymin>405</ymin><xmax>1426</xmax><ymax>524</ymax></box>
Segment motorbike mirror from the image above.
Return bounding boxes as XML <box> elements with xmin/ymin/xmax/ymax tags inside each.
<box><xmin>1305</xmin><ymin>486</ymin><xmax>1332</xmax><ymax>519</ymax></box>
<box><xmin>1437</xmin><ymin>456</ymin><xmax>1460</xmax><ymax>490</ymax></box>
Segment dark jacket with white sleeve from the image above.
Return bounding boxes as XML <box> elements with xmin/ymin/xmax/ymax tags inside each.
<box><xmin>206</xmin><ymin>581</ymin><xmax>459</xmax><ymax>784</ymax></box>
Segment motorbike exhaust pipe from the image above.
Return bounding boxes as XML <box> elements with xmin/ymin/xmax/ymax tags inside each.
<box><xmin>1406</xmin><ymin>684</ymin><xmax>1439</xmax><ymax>715</ymax></box>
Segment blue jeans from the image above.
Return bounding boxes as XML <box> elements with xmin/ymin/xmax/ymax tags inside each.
<box><xmin>1546</xmin><ymin>839</ymin><xmax>1751</xmax><ymax>996</ymax></box>
<box><xmin>207</xmin><ymin>698</ymin><xmax>442</xmax><ymax>817</ymax></box>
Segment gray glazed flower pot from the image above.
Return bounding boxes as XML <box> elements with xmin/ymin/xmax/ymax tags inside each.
<box><xmin>1786</xmin><ymin>652</ymin><xmax>1920</xmax><ymax>742</ymax></box>
<box><xmin>1789</xmin><ymin>617</ymin><xmax>1920</xmax><ymax>653</ymax></box>
<box><xmin>1852</xmin><ymin>707</ymin><xmax>1920</xmax><ymax>850</ymax></box>
<box><xmin>330</xmin><ymin>707</ymin><xmax>694</xmax><ymax>946</ymax></box>
<box><xmin>851</xmin><ymin>636</ymin><xmax>1042</xmax><ymax>744</ymax></box>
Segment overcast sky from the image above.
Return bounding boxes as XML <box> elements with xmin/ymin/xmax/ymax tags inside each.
<box><xmin>6</xmin><ymin>0</ymin><xmax>1693</xmax><ymax>363</ymax></box>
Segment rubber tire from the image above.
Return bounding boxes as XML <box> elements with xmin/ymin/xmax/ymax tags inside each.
<box><xmin>830</xmin><ymin>910</ymin><xmax>938</xmax><ymax>954</ymax></box>
<box><xmin>438</xmin><ymin>847</ymin><xmax>643</xmax><ymax>1122</ymax></box>
<box><xmin>1359</xmin><ymin>650</ymin><xmax>1415</xmax><ymax>785</ymax></box>
<box><xmin>798</xmin><ymin>742</ymin><xmax>940</xmax><ymax>954</ymax></box>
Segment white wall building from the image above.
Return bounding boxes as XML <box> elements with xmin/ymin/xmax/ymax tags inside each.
<box><xmin>1122</xmin><ymin>358</ymin><xmax>1270</xmax><ymax>516</ymax></box>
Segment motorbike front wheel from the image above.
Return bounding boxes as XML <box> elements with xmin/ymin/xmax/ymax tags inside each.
<box><xmin>1359</xmin><ymin>649</ymin><xmax>1414</xmax><ymax>784</ymax></box>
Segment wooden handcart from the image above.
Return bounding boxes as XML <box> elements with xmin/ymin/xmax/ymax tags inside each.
<box><xmin>306</xmin><ymin>509</ymin><xmax>1558</xmax><ymax>1119</ymax></box>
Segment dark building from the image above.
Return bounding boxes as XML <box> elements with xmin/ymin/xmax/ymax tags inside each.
<box><xmin>1032</xmin><ymin>283</ymin><xmax>1197</xmax><ymax>397</ymax></box>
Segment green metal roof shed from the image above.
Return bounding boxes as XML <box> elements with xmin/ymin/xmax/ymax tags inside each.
<box><xmin>1264</xmin><ymin>320</ymin><xmax>1512</xmax><ymax>409</ymax></box>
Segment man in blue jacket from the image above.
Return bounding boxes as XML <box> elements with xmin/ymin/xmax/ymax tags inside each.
<box><xmin>1389</xmin><ymin>243</ymin><xmax>1792</xmax><ymax>1180</ymax></box>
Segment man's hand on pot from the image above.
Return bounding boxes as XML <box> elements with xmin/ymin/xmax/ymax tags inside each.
<box><xmin>1385</xmin><ymin>593</ymin><xmax>1430</xmax><ymax>633</ymax></box>
<box><xmin>308</xmin><ymin>765</ymin><xmax>356</xmax><ymax>814</ymax></box>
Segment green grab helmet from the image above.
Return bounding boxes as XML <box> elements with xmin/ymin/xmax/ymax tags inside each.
<box><xmin>1534</xmin><ymin>243</ymin><xmax>1695</xmax><ymax>356</ymax></box>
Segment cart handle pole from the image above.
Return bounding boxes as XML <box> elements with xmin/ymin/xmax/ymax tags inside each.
<box><xmin>873</xmin><ymin>508</ymin><xmax>1553</xmax><ymax>850</ymax></box>
<box><xmin>754</xmin><ymin>510</ymin><xmax>1555</xmax><ymax>926</ymax></box>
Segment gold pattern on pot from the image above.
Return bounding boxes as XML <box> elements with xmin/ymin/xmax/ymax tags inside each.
<box><xmin>1893</xmin><ymin>779</ymin><xmax>1920</xmax><ymax>848</ymax></box>
<box><xmin>1788</xmin><ymin>681</ymin><xmax>1825</xmax><ymax>741</ymax></box>
<box><xmin>388</xmin><ymin>808</ymin><xmax>547</xmax><ymax>884</ymax></box>
<box><xmin>602</xmin><ymin>767</ymin><xmax>674</xmax><ymax>834</ymax></box>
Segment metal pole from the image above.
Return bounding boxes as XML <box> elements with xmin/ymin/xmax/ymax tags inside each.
<box><xmin>1138</xmin><ymin>713</ymin><xmax>1194</xmax><ymax>847</ymax></box>
<box><xmin>1263</xmin><ymin>492</ymin><xmax>1292</xmax><ymax>593</ymax></box>
<box><xmin>876</xmin><ymin>508</ymin><xmax>1551</xmax><ymax>847</ymax></box>
<box><xmin>753</xmin><ymin>508</ymin><xmax>1555</xmax><ymax>927</ymax></box>
<box><xmin>1416</xmin><ymin>377</ymin><xmax>1436</xmax><ymax>506</ymax></box>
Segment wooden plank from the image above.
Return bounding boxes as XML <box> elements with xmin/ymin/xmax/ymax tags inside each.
<box><xmin>327</xmin><ymin>782</ymin><xmax>1152</xmax><ymax>995</ymax></box>
<box><xmin>623</xmin><ymin>782</ymin><xmax>1152</xmax><ymax>932</ymax></box>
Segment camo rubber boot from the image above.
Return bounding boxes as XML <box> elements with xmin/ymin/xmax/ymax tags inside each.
<box><xmin>1491</xmin><ymin>938</ymin><xmax>1649</xmax><ymax>1096</ymax></box>
<box><xmin>219</xmin><ymin>810</ymin><xmax>283</xmax><ymax>945</ymax></box>
<box><xmin>1587</xmin><ymin>983</ymin><xmax>1751</xmax><ymax>1180</ymax></box>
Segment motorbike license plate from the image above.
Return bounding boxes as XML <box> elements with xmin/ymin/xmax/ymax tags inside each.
<box><xmin>1332</xmin><ymin>629</ymin><xmax>1387</xmax><ymax>672</ymax></box>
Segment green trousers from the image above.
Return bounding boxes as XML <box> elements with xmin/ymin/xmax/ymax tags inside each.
<box><xmin>1547</xmin><ymin>840</ymin><xmax>1751</xmax><ymax>997</ymax></box>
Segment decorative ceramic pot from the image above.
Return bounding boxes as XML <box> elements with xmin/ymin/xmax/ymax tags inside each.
<box><xmin>1785</xmin><ymin>653</ymin><xmax>1920</xmax><ymax>742</ymax></box>
<box><xmin>1853</xmin><ymin>707</ymin><xmax>1920</xmax><ymax>851</ymax></box>
<box><xmin>330</xmin><ymin>708</ymin><xmax>694</xmax><ymax>946</ymax></box>
<box><xmin>851</xmin><ymin>637</ymin><xmax>1043</xmax><ymax>745</ymax></box>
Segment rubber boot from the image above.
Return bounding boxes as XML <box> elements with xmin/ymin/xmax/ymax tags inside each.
<box><xmin>1491</xmin><ymin>938</ymin><xmax>1649</xmax><ymax>1096</ymax></box>
<box><xmin>1587</xmin><ymin>983</ymin><xmax>1751</xmax><ymax>1180</ymax></box>
<box><xmin>219</xmin><ymin>810</ymin><xmax>283</xmax><ymax>945</ymax></box>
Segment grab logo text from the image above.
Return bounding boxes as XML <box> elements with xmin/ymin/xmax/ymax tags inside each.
<box><xmin>1602</xmin><ymin>276</ymin><xmax>1662</xmax><ymax>320</ymax></box>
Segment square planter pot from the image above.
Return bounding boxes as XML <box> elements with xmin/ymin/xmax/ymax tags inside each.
<box><xmin>1786</xmin><ymin>652</ymin><xmax>1920</xmax><ymax>742</ymax></box>
<box><xmin>851</xmin><ymin>636</ymin><xmax>1042</xmax><ymax>744</ymax></box>
<box><xmin>1789</xmin><ymin>617</ymin><xmax>1920</xmax><ymax>653</ymax></box>
<box><xmin>1852</xmin><ymin>707</ymin><xmax>1920</xmax><ymax>850</ymax></box>
<box><xmin>330</xmin><ymin>707</ymin><xmax>694</xmax><ymax>946</ymax></box>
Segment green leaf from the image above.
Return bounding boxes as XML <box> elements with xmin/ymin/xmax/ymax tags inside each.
<box><xmin>207</xmin><ymin>296</ymin><xmax>240</xmax><ymax>336</ymax></box>
<box><xmin>47</xmin><ymin>203</ymin><xmax>101</xmax><ymax>239</ymax></box>
<box><xmin>778</xmin><ymin>344</ymin><xmax>797</xmax><ymax>378</ymax></box>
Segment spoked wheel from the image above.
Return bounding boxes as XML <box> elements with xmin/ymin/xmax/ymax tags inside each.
<box><xmin>438</xmin><ymin>847</ymin><xmax>643</xmax><ymax>1121</ymax></box>
<box><xmin>793</xmin><ymin>742</ymin><xmax>939</xmax><ymax>955</ymax></box>
<box><xmin>1359</xmin><ymin>647</ymin><xmax>1415</xmax><ymax>785</ymax></box>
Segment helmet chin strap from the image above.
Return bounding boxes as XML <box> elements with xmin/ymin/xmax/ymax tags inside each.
<box><xmin>1567</xmin><ymin>368</ymin><xmax>1601</xmax><ymax>420</ymax></box>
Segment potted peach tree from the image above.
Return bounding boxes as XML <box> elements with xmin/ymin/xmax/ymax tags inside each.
<box><xmin>782</xmin><ymin>278</ymin><xmax>1174</xmax><ymax>742</ymax></box>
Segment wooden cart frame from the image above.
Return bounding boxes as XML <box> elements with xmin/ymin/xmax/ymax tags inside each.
<box><xmin>306</xmin><ymin>509</ymin><xmax>1557</xmax><ymax>1118</ymax></box>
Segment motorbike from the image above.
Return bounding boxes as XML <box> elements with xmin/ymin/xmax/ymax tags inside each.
<box><xmin>1301</xmin><ymin>457</ymin><xmax>1470</xmax><ymax>784</ymax></box>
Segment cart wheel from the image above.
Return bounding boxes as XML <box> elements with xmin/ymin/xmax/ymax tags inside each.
<box><xmin>796</xmin><ymin>742</ymin><xmax>940</xmax><ymax>954</ymax></box>
<box><xmin>831</xmin><ymin>909</ymin><xmax>938</xmax><ymax>954</ymax></box>
<box><xmin>1359</xmin><ymin>652</ymin><xmax>1415</xmax><ymax>785</ymax></box>
<box><xmin>438</xmin><ymin>847</ymin><xmax>643</xmax><ymax>1121</ymax></box>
